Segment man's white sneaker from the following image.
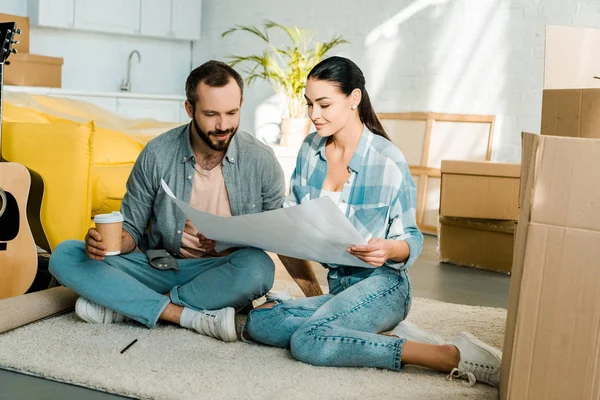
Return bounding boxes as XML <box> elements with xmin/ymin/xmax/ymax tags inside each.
<box><xmin>75</xmin><ymin>297</ymin><xmax>126</xmax><ymax>324</ymax></box>
<box><xmin>447</xmin><ymin>332</ymin><xmax>502</xmax><ymax>387</ymax></box>
<box><xmin>192</xmin><ymin>307</ymin><xmax>237</xmax><ymax>342</ymax></box>
<box><xmin>390</xmin><ymin>320</ymin><xmax>446</xmax><ymax>345</ymax></box>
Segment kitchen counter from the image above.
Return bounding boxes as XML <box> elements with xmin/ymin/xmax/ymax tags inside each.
<box><xmin>5</xmin><ymin>85</ymin><xmax>187</xmax><ymax>123</ymax></box>
<box><xmin>5</xmin><ymin>85</ymin><xmax>186</xmax><ymax>101</ymax></box>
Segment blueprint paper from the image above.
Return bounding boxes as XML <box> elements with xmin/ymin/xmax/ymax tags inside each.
<box><xmin>161</xmin><ymin>179</ymin><xmax>372</xmax><ymax>268</ymax></box>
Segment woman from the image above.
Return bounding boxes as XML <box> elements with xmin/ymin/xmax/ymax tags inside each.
<box><xmin>245</xmin><ymin>56</ymin><xmax>501</xmax><ymax>387</ymax></box>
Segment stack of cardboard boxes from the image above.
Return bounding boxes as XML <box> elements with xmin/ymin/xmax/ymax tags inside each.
<box><xmin>500</xmin><ymin>25</ymin><xmax>600</xmax><ymax>399</ymax></box>
<box><xmin>0</xmin><ymin>13</ymin><xmax>63</xmax><ymax>88</ymax></box>
<box><xmin>438</xmin><ymin>160</ymin><xmax>520</xmax><ymax>274</ymax></box>
<box><xmin>501</xmin><ymin>131</ymin><xmax>600</xmax><ymax>399</ymax></box>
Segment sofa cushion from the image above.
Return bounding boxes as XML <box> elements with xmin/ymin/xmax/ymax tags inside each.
<box><xmin>90</xmin><ymin>165</ymin><xmax>133</xmax><ymax>216</ymax></box>
<box><xmin>3</xmin><ymin>103</ymin><xmax>51</xmax><ymax>123</ymax></box>
<box><xmin>89</xmin><ymin>125</ymin><xmax>144</xmax><ymax>219</ymax></box>
<box><xmin>3</xmin><ymin>121</ymin><xmax>94</xmax><ymax>250</ymax></box>
<box><xmin>30</xmin><ymin>94</ymin><xmax>119</xmax><ymax>125</ymax></box>
<box><xmin>91</xmin><ymin>125</ymin><xmax>144</xmax><ymax>165</ymax></box>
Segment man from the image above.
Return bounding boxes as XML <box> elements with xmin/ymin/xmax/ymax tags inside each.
<box><xmin>49</xmin><ymin>60</ymin><xmax>286</xmax><ymax>342</ymax></box>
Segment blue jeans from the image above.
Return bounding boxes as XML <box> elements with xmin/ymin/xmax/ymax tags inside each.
<box><xmin>245</xmin><ymin>266</ymin><xmax>411</xmax><ymax>370</ymax></box>
<box><xmin>49</xmin><ymin>240</ymin><xmax>274</xmax><ymax>328</ymax></box>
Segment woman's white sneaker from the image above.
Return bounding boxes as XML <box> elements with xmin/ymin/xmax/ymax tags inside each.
<box><xmin>390</xmin><ymin>320</ymin><xmax>446</xmax><ymax>345</ymax></box>
<box><xmin>75</xmin><ymin>297</ymin><xmax>126</xmax><ymax>324</ymax></box>
<box><xmin>447</xmin><ymin>332</ymin><xmax>502</xmax><ymax>387</ymax></box>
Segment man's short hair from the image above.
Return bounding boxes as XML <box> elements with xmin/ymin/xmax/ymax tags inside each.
<box><xmin>185</xmin><ymin>60</ymin><xmax>244</xmax><ymax>104</ymax></box>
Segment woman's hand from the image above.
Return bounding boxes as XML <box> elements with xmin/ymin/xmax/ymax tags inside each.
<box><xmin>347</xmin><ymin>238</ymin><xmax>393</xmax><ymax>267</ymax></box>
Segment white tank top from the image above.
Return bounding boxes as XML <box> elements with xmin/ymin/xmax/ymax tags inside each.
<box><xmin>320</xmin><ymin>189</ymin><xmax>344</xmax><ymax>212</ymax></box>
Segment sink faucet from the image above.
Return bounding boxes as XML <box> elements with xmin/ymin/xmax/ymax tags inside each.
<box><xmin>120</xmin><ymin>50</ymin><xmax>141</xmax><ymax>92</ymax></box>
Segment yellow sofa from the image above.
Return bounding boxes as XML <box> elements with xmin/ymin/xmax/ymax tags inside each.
<box><xmin>2</xmin><ymin>98</ymin><xmax>181</xmax><ymax>251</ymax></box>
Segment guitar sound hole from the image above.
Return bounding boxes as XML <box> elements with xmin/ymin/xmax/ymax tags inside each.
<box><xmin>0</xmin><ymin>189</ymin><xmax>19</xmax><ymax>242</ymax></box>
<box><xmin>0</xmin><ymin>188</ymin><xmax>5</xmax><ymax>218</ymax></box>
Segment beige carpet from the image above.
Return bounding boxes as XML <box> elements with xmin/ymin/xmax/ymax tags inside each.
<box><xmin>0</xmin><ymin>281</ymin><xmax>506</xmax><ymax>399</ymax></box>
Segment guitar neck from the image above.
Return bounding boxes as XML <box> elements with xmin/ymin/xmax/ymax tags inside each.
<box><xmin>0</xmin><ymin>62</ymin><xmax>4</xmax><ymax>162</ymax></box>
<box><xmin>0</xmin><ymin>22</ymin><xmax>20</xmax><ymax>163</ymax></box>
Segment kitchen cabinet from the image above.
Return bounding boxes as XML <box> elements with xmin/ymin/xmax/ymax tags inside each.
<box><xmin>179</xmin><ymin>102</ymin><xmax>190</xmax><ymax>123</ymax></box>
<box><xmin>28</xmin><ymin>0</ymin><xmax>75</xmax><ymax>28</ymax></box>
<box><xmin>171</xmin><ymin>0</ymin><xmax>202</xmax><ymax>40</ymax></box>
<box><xmin>28</xmin><ymin>0</ymin><xmax>202</xmax><ymax>41</ymax></box>
<box><xmin>50</xmin><ymin>94</ymin><xmax>119</xmax><ymax>114</ymax></box>
<box><xmin>116</xmin><ymin>98</ymin><xmax>182</xmax><ymax>123</ymax></box>
<box><xmin>74</xmin><ymin>0</ymin><xmax>141</xmax><ymax>35</ymax></box>
<box><xmin>140</xmin><ymin>0</ymin><xmax>172</xmax><ymax>38</ymax></box>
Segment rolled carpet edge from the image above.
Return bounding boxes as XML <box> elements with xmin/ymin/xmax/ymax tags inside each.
<box><xmin>0</xmin><ymin>287</ymin><xmax>78</xmax><ymax>334</ymax></box>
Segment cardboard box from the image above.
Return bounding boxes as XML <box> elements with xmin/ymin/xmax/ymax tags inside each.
<box><xmin>500</xmin><ymin>132</ymin><xmax>600</xmax><ymax>399</ymax></box>
<box><xmin>541</xmin><ymin>88</ymin><xmax>600</xmax><ymax>139</ymax></box>
<box><xmin>542</xmin><ymin>26</ymin><xmax>600</xmax><ymax>139</ymax></box>
<box><xmin>438</xmin><ymin>216</ymin><xmax>514</xmax><ymax>274</ymax></box>
<box><xmin>440</xmin><ymin>160</ymin><xmax>520</xmax><ymax>220</ymax></box>
<box><xmin>5</xmin><ymin>53</ymin><xmax>63</xmax><ymax>88</ymax></box>
<box><xmin>0</xmin><ymin>13</ymin><xmax>30</xmax><ymax>54</ymax></box>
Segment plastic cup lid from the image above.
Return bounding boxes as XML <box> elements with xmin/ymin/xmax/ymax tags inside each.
<box><xmin>93</xmin><ymin>211</ymin><xmax>124</xmax><ymax>224</ymax></box>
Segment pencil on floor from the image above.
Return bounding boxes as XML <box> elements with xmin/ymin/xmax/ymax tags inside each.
<box><xmin>120</xmin><ymin>339</ymin><xmax>138</xmax><ymax>354</ymax></box>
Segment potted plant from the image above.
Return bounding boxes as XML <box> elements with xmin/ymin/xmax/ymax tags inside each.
<box><xmin>221</xmin><ymin>20</ymin><xmax>348</xmax><ymax>147</ymax></box>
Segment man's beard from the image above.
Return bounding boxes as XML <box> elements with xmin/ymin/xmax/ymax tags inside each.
<box><xmin>192</xmin><ymin>116</ymin><xmax>237</xmax><ymax>152</ymax></box>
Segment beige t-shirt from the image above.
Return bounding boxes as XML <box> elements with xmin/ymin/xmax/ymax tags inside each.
<box><xmin>179</xmin><ymin>162</ymin><xmax>232</xmax><ymax>258</ymax></box>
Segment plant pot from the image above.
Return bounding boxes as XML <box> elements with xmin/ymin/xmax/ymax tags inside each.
<box><xmin>280</xmin><ymin>117</ymin><xmax>312</xmax><ymax>148</ymax></box>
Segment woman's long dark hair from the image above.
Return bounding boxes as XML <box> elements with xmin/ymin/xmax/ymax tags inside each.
<box><xmin>307</xmin><ymin>56</ymin><xmax>389</xmax><ymax>140</ymax></box>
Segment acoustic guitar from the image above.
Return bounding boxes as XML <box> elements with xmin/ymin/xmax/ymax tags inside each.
<box><xmin>0</xmin><ymin>22</ymin><xmax>47</xmax><ymax>299</ymax></box>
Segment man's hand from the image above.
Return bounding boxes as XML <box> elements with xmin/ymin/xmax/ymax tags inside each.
<box><xmin>196</xmin><ymin>233</ymin><xmax>216</xmax><ymax>253</ymax></box>
<box><xmin>347</xmin><ymin>238</ymin><xmax>392</xmax><ymax>267</ymax></box>
<box><xmin>85</xmin><ymin>228</ymin><xmax>134</xmax><ymax>261</ymax></box>
<box><xmin>85</xmin><ymin>228</ymin><xmax>127</xmax><ymax>261</ymax></box>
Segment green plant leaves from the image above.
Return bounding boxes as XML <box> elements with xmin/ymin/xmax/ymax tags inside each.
<box><xmin>221</xmin><ymin>20</ymin><xmax>349</xmax><ymax>119</ymax></box>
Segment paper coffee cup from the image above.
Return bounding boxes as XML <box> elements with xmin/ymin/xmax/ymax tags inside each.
<box><xmin>93</xmin><ymin>212</ymin><xmax>124</xmax><ymax>256</ymax></box>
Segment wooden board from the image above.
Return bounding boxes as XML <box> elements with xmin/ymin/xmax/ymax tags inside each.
<box><xmin>381</xmin><ymin>119</ymin><xmax>427</xmax><ymax>165</ymax></box>
<box><xmin>379</xmin><ymin>112</ymin><xmax>495</xmax><ymax>235</ymax></box>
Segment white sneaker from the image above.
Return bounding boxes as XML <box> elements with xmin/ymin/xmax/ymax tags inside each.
<box><xmin>265</xmin><ymin>290</ymin><xmax>292</xmax><ymax>303</ymax></box>
<box><xmin>75</xmin><ymin>297</ymin><xmax>126</xmax><ymax>324</ymax></box>
<box><xmin>192</xmin><ymin>307</ymin><xmax>237</xmax><ymax>342</ymax></box>
<box><xmin>390</xmin><ymin>320</ymin><xmax>446</xmax><ymax>345</ymax></box>
<box><xmin>447</xmin><ymin>332</ymin><xmax>502</xmax><ymax>387</ymax></box>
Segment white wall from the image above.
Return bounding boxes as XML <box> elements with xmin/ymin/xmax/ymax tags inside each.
<box><xmin>0</xmin><ymin>0</ymin><xmax>26</xmax><ymax>16</ymax></box>
<box><xmin>0</xmin><ymin>0</ymin><xmax>191</xmax><ymax>95</ymax></box>
<box><xmin>194</xmin><ymin>0</ymin><xmax>600</xmax><ymax>162</ymax></box>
